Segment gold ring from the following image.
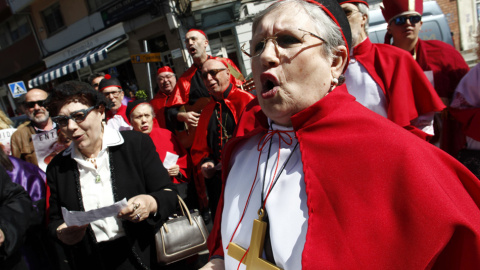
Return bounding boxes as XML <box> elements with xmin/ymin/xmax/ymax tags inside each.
<box><xmin>133</xmin><ymin>203</ymin><xmax>140</xmax><ymax>211</ymax></box>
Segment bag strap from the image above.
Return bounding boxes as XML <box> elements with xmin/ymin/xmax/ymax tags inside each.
<box><xmin>163</xmin><ymin>195</ymin><xmax>194</xmax><ymax>233</ymax></box>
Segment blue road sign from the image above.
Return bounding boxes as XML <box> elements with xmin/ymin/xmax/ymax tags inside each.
<box><xmin>8</xmin><ymin>81</ymin><xmax>27</xmax><ymax>98</ymax></box>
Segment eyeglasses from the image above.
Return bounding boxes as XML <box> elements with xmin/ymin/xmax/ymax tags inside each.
<box><xmin>343</xmin><ymin>8</ymin><xmax>361</xmax><ymax>18</ymax></box>
<box><xmin>25</xmin><ymin>99</ymin><xmax>46</xmax><ymax>109</ymax></box>
<box><xmin>103</xmin><ymin>90</ymin><xmax>122</xmax><ymax>98</ymax></box>
<box><xmin>52</xmin><ymin>106</ymin><xmax>96</xmax><ymax>127</ymax></box>
<box><xmin>241</xmin><ymin>28</ymin><xmax>326</xmax><ymax>58</ymax></box>
<box><xmin>393</xmin><ymin>15</ymin><xmax>422</xmax><ymax>26</ymax></box>
<box><xmin>92</xmin><ymin>83</ymin><xmax>99</xmax><ymax>87</ymax></box>
<box><xmin>201</xmin><ymin>69</ymin><xmax>226</xmax><ymax>80</ymax></box>
<box><xmin>158</xmin><ymin>74</ymin><xmax>174</xmax><ymax>82</ymax></box>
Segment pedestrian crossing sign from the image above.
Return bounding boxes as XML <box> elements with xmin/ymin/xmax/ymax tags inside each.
<box><xmin>8</xmin><ymin>81</ymin><xmax>27</xmax><ymax>98</ymax></box>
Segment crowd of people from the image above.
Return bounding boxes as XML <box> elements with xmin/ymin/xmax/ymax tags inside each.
<box><xmin>2</xmin><ymin>0</ymin><xmax>480</xmax><ymax>269</ymax></box>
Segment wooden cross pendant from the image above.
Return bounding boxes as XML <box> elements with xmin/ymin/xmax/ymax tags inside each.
<box><xmin>227</xmin><ymin>209</ymin><xmax>282</xmax><ymax>270</ymax></box>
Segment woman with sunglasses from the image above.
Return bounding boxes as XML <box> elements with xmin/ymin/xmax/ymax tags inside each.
<box><xmin>202</xmin><ymin>0</ymin><xmax>480</xmax><ymax>269</ymax></box>
<box><xmin>382</xmin><ymin>0</ymin><xmax>470</xmax><ymax>156</ymax></box>
<box><xmin>45</xmin><ymin>81</ymin><xmax>177</xmax><ymax>270</ymax></box>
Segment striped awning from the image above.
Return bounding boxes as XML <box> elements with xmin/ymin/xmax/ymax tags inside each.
<box><xmin>28</xmin><ymin>36</ymin><xmax>127</xmax><ymax>88</ymax></box>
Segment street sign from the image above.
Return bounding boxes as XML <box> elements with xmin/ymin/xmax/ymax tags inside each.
<box><xmin>130</xmin><ymin>53</ymin><xmax>162</xmax><ymax>64</ymax></box>
<box><xmin>8</xmin><ymin>81</ymin><xmax>27</xmax><ymax>98</ymax></box>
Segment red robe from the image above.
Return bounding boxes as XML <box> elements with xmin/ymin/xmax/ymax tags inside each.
<box><xmin>415</xmin><ymin>39</ymin><xmax>470</xmax><ymax>155</ymax></box>
<box><xmin>208</xmin><ymin>85</ymin><xmax>480</xmax><ymax>269</ymax></box>
<box><xmin>150</xmin><ymin>91</ymin><xmax>169</xmax><ymax>129</ymax></box>
<box><xmin>190</xmin><ymin>85</ymin><xmax>254</xmax><ymax>210</ymax></box>
<box><xmin>166</xmin><ymin>57</ymin><xmax>244</xmax><ymax>107</ymax></box>
<box><xmin>352</xmin><ymin>38</ymin><xmax>445</xmax><ymax>140</ymax></box>
<box><xmin>149</xmin><ymin>127</ymin><xmax>190</xmax><ymax>184</ymax></box>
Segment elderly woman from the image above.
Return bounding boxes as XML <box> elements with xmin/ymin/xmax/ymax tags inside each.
<box><xmin>126</xmin><ymin>99</ymin><xmax>189</xmax><ymax>184</ymax></box>
<box><xmin>202</xmin><ymin>0</ymin><xmax>480</xmax><ymax>269</ymax></box>
<box><xmin>45</xmin><ymin>81</ymin><xmax>177</xmax><ymax>270</ymax></box>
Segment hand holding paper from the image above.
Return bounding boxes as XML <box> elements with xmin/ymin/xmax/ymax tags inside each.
<box><xmin>61</xmin><ymin>198</ymin><xmax>128</xmax><ymax>226</ymax></box>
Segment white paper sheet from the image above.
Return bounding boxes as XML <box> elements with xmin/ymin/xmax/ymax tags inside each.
<box><xmin>61</xmin><ymin>198</ymin><xmax>128</xmax><ymax>226</ymax></box>
<box><xmin>163</xmin><ymin>151</ymin><xmax>179</xmax><ymax>169</ymax></box>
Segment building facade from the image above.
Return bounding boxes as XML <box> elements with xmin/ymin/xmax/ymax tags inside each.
<box><xmin>0</xmin><ymin>0</ymin><xmax>276</xmax><ymax>117</ymax></box>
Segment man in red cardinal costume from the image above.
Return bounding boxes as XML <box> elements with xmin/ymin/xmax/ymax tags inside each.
<box><xmin>98</xmin><ymin>74</ymin><xmax>132</xmax><ymax>131</ymax></box>
<box><xmin>200</xmin><ymin>0</ymin><xmax>480</xmax><ymax>269</ymax></box>
<box><xmin>339</xmin><ymin>0</ymin><xmax>444</xmax><ymax>140</ymax></box>
<box><xmin>382</xmin><ymin>0</ymin><xmax>470</xmax><ymax>155</ymax></box>
<box><xmin>150</xmin><ymin>66</ymin><xmax>176</xmax><ymax>130</ymax></box>
<box><xmin>165</xmin><ymin>29</ymin><xmax>244</xmax><ymax>149</ymax></box>
<box><xmin>191</xmin><ymin>58</ymin><xmax>254</xmax><ymax>222</ymax></box>
<box><xmin>450</xmin><ymin>61</ymin><xmax>480</xmax><ymax>178</ymax></box>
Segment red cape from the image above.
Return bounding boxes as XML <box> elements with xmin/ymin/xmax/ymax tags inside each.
<box><xmin>106</xmin><ymin>104</ymin><xmax>129</xmax><ymax>123</ymax></box>
<box><xmin>149</xmin><ymin>127</ymin><xmax>190</xmax><ymax>184</ymax></box>
<box><xmin>416</xmin><ymin>39</ymin><xmax>470</xmax><ymax>156</ymax></box>
<box><xmin>353</xmin><ymin>38</ymin><xmax>445</xmax><ymax>140</ymax></box>
<box><xmin>150</xmin><ymin>91</ymin><xmax>169</xmax><ymax>129</ymax></box>
<box><xmin>208</xmin><ymin>85</ymin><xmax>480</xmax><ymax>268</ymax></box>
<box><xmin>190</xmin><ymin>85</ymin><xmax>254</xmax><ymax>210</ymax></box>
<box><xmin>166</xmin><ymin>57</ymin><xmax>244</xmax><ymax>107</ymax></box>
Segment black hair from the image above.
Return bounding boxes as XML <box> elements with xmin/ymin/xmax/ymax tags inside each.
<box><xmin>45</xmin><ymin>81</ymin><xmax>111</xmax><ymax>117</ymax></box>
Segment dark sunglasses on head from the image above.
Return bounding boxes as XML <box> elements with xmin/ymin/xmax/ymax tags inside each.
<box><xmin>25</xmin><ymin>100</ymin><xmax>46</xmax><ymax>109</ymax></box>
<box><xmin>393</xmin><ymin>15</ymin><xmax>422</xmax><ymax>26</ymax></box>
<box><xmin>52</xmin><ymin>106</ymin><xmax>96</xmax><ymax>127</ymax></box>
<box><xmin>201</xmin><ymin>68</ymin><xmax>226</xmax><ymax>80</ymax></box>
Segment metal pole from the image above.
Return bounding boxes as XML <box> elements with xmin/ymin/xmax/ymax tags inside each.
<box><xmin>143</xmin><ymin>40</ymin><xmax>154</xmax><ymax>99</ymax></box>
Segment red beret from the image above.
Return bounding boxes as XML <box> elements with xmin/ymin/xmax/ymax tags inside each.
<box><xmin>381</xmin><ymin>0</ymin><xmax>423</xmax><ymax>23</ymax></box>
<box><xmin>187</xmin><ymin>29</ymin><xmax>208</xmax><ymax>39</ymax></box>
<box><xmin>336</xmin><ymin>0</ymin><xmax>368</xmax><ymax>7</ymax></box>
<box><xmin>157</xmin><ymin>66</ymin><xmax>173</xmax><ymax>75</ymax></box>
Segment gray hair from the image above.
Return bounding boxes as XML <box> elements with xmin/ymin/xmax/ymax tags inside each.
<box><xmin>357</xmin><ymin>3</ymin><xmax>369</xmax><ymax>33</ymax></box>
<box><xmin>128</xmin><ymin>103</ymin><xmax>156</xmax><ymax>123</ymax></box>
<box><xmin>252</xmin><ymin>0</ymin><xmax>345</xmax><ymax>61</ymax></box>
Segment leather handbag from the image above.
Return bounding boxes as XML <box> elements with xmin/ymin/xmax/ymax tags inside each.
<box><xmin>155</xmin><ymin>195</ymin><xmax>209</xmax><ymax>265</ymax></box>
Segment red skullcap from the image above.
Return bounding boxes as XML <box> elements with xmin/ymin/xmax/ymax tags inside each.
<box><xmin>381</xmin><ymin>0</ymin><xmax>423</xmax><ymax>23</ymax></box>
<box><xmin>336</xmin><ymin>0</ymin><xmax>369</xmax><ymax>7</ymax></box>
<box><xmin>157</xmin><ymin>66</ymin><xmax>173</xmax><ymax>75</ymax></box>
<box><xmin>187</xmin><ymin>29</ymin><xmax>208</xmax><ymax>39</ymax></box>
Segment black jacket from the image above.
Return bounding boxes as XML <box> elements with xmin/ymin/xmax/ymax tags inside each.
<box><xmin>46</xmin><ymin>131</ymin><xmax>177</xmax><ymax>270</ymax></box>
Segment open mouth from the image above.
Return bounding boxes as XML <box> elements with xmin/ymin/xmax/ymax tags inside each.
<box><xmin>189</xmin><ymin>47</ymin><xmax>197</xmax><ymax>55</ymax></box>
<box><xmin>260</xmin><ymin>74</ymin><xmax>279</xmax><ymax>99</ymax></box>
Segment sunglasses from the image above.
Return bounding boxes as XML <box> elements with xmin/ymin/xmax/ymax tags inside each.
<box><xmin>343</xmin><ymin>8</ymin><xmax>360</xmax><ymax>18</ymax></box>
<box><xmin>52</xmin><ymin>106</ymin><xmax>96</xmax><ymax>127</ymax></box>
<box><xmin>393</xmin><ymin>15</ymin><xmax>422</xmax><ymax>26</ymax></box>
<box><xmin>25</xmin><ymin>100</ymin><xmax>46</xmax><ymax>109</ymax></box>
<box><xmin>201</xmin><ymin>69</ymin><xmax>226</xmax><ymax>80</ymax></box>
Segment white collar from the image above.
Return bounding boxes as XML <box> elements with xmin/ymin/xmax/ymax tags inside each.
<box><xmin>63</xmin><ymin>125</ymin><xmax>124</xmax><ymax>157</ymax></box>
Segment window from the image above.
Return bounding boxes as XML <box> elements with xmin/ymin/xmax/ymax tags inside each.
<box><xmin>0</xmin><ymin>16</ymin><xmax>31</xmax><ymax>50</ymax></box>
<box><xmin>42</xmin><ymin>3</ymin><xmax>65</xmax><ymax>35</ymax></box>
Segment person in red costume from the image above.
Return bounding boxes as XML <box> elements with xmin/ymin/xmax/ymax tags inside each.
<box><xmin>98</xmin><ymin>74</ymin><xmax>132</xmax><ymax>131</ymax></box>
<box><xmin>382</xmin><ymin>0</ymin><xmax>470</xmax><ymax>155</ymax></box>
<box><xmin>150</xmin><ymin>66</ymin><xmax>176</xmax><ymax>131</ymax></box>
<box><xmin>450</xmin><ymin>33</ymin><xmax>480</xmax><ymax>178</ymax></box>
<box><xmin>200</xmin><ymin>0</ymin><xmax>480</xmax><ymax>269</ymax></box>
<box><xmin>338</xmin><ymin>0</ymin><xmax>444</xmax><ymax>141</ymax></box>
<box><xmin>126</xmin><ymin>99</ymin><xmax>190</xmax><ymax>184</ymax></box>
<box><xmin>190</xmin><ymin>58</ymin><xmax>254</xmax><ymax>223</ymax></box>
<box><xmin>165</xmin><ymin>29</ymin><xmax>244</xmax><ymax>150</ymax></box>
